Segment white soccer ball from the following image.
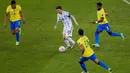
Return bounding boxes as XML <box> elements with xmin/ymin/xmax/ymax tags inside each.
<box><xmin>59</xmin><ymin>46</ymin><xmax>66</xmax><ymax>52</ymax></box>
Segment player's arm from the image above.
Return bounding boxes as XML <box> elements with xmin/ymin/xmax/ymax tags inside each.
<box><xmin>4</xmin><ymin>12</ymin><xmax>9</xmax><ymax>26</ymax></box>
<box><xmin>55</xmin><ymin>20</ymin><xmax>60</xmax><ymax>29</ymax></box>
<box><xmin>98</xmin><ymin>15</ymin><xmax>104</xmax><ymax>23</ymax></box>
<box><xmin>70</xmin><ymin>15</ymin><xmax>79</xmax><ymax>26</ymax></box>
<box><xmin>54</xmin><ymin>15</ymin><xmax>61</xmax><ymax>29</ymax></box>
<box><xmin>104</xmin><ymin>9</ymin><xmax>108</xmax><ymax>16</ymax></box>
<box><xmin>19</xmin><ymin>5</ymin><xmax>25</xmax><ymax>24</ymax></box>
<box><xmin>20</xmin><ymin>11</ymin><xmax>25</xmax><ymax>24</ymax></box>
<box><xmin>105</xmin><ymin>12</ymin><xmax>108</xmax><ymax>16</ymax></box>
<box><xmin>92</xmin><ymin>14</ymin><xmax>104</xmax><ymax>24</ymax></box>
<box><xmin>80</xmin><ymin>44</ymin><xmax>85</xmax><ymax>56</ymax></box>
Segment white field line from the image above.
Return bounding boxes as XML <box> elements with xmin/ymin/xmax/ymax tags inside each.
<box><xmin>122</xmin><ymin>0</ymin><xmax>130</xmax><ymax>4</ymax></box>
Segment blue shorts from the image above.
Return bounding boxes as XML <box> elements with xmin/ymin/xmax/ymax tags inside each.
<box><xmin>96</xmin><ymin>23</ymin><xmax>111</xmax><ymax>32</ymax></box>
<box><xmin>10</xmin><ymin>20</ymin><xmax>21</xmax><ymax>30</ymax></box>
<box><xmin>80</xmin><ymin>54</ymin><xmax>97</xmax><ymax>62</ymax></box>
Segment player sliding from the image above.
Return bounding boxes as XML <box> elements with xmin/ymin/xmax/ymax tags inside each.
<box><xmin>54</xmin><ymin>6</ymin><xmax>79</xmax><ymax>49</ymax></box>
<box><xmin>92</xmin><ymin>2</ymin><xmax>124</xmax><ymax>47</ymax></box>
<box><xmin>77</xmin><ymin>28</ymin><xmax>112</xmax><ymax>73</ymax></box>
<box><xmin>4</xmin><ymin>0</ymin><xmax>25</xmax><ymax>45</ymax></box>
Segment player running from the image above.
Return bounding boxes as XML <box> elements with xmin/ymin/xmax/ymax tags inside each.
<box><xmin>54</xmin><ymin>6</ymin><xmax>79</xmax><ymax>49</ymax></box>
<box><xmin>92</xmin><ymin>2</ymin><xmax>124</xmax><ymax>47</ymax></box>
<box><xmin>4</xmin><ymin>0</ymin><xmax>25</xmax><ymax>45</ymax></box>
<box><xmin>77</xmin><ymin>28</ymin><xmax>112</xmax><ymax>73</ymax></box>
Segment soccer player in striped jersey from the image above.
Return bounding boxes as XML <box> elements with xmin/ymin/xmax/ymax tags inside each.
<box><xmin>54</xmin><ymin>6</ymin><xmax>79</xmax><ymax>49</ymax></box>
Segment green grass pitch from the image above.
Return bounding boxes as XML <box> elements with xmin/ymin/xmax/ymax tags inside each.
<box><xmin>0</xmin><ymin>0</ymin><xmax>130</xmax><ymax>73</ymax></box>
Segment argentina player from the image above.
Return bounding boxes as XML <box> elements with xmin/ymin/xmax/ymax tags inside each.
<box><xmin>54</xmin><ymin>6</ymin><xmax>79</xmax><ymax>49</ymax></box>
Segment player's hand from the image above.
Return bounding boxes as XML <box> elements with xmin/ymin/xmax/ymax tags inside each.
<box><xmin>4</xmin><ymin>24</ymin><xmax>6</xmax><ymax>26</ymax></box>
<box><xmin>92</xmin><ymin>21</ymin><xmax>96</xmax><ymax>24</ymax></box>
<box><xmin>54</xmin><ymin>25</ymin><xmax>57</xmax><ymax>29</ymax></box>
<box><xmin>105</xmin><ymin>13</ymin><xmax>108</xmax><ymax>16</ymax></box>
<box><xmin>4</xmin><ymin>24</ymin><xmax>7</xmax><ymax>27</ymax></box>
<box><xmin>4</xmin><ymin>21</ymin><xmax>7</xmax><ymax>26</ymax></box>
<box><xmin>22</xmin><ymin>19</ymin><xmax>25</xmax><ymax>24</ymax></box>
<box><xmin>76</xmin><ymin>22</ymin><xmax>79</xmax><ymax>26</ymax></box>
<box><xmin>92</xmin><ymin>21</ymin><xmax>98</xmax><ymax>24</ymax></box>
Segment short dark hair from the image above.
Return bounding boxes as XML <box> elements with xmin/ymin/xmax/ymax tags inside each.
<box><xmin>11</xmin><ymin>0</ymin><xmax>16</xmax><ymax>5</ymax></box>
<box><xmin>78</xmin><ymin>28</ymin><xmax>84</xmax><ymax>36</ymax></box>
<box><xmin>97</xmin><ymin>2</ymin><xmax>102</xmax><ymax>6</ymax></box>
<box><xmin>56</xmin><ymin>6</ymin><xmax>62</xmax><ymax>9</ymax></box>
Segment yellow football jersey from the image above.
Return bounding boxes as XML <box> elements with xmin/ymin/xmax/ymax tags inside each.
<box><xmin>97</xmin><ymin>8</ymin><xmax>108</xmax><ymax>24</ymax></box>
<box><xmin>77</xmin><ymin>36</ymin><xmax>94</xmax><ymax>57</ymax></box>
<box><xmin>6</xmin><ymin>5</ymin><xmax>21</xmax><ymax>22</ymax></box>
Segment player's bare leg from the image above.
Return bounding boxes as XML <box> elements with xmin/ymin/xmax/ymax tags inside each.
<box><xmin>15</xmin><ymin>27</ymin><xmax>19</xmax><ymax>34</ymax></box>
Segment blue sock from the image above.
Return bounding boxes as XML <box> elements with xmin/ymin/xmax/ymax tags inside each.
<box><xmin>16</xmin><ymin>33</ymin><xmax>19</xmax><ymax>42</ymax></box>
<box><xmin>80</xmin><ymin>63</ymin><xmax>87</xmax><ymax>72</ymax></box>
<box><xmin>110</xmin><ymin>32</ymin><xmax>121</xmax><ymax>36</ymax></box>
<box><xmin>98</xmin><ymin>61</ymin><xmax>109</xmax><ymax>70</ymax></box>
<box><xmin>95</xmin><ymin>32</ymin><xmax>99</xmax><ymax>44</ymax></box>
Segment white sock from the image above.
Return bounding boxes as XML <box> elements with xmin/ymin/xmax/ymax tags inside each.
<box><xmin>68</xmin><ymin>37</ymin><xmax>75</xmax><ymax>45</ymax></box>
<box><xmin>64</xmin><ymin>39</ymin><xmax>70</xmax><ymax>47</ymax></box>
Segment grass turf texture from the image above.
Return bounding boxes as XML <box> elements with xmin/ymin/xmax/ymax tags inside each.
<box><xmin>0</xmin><ymin>0</ymin><xmax>130</xmax><ymax>73</ymax></box>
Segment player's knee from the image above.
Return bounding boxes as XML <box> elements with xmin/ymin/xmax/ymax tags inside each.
<box><xmin>93</xmin><ymin>59</ymin><xmax>99</xmax><ymax>64</ymax></box>
<box><xmin>97</xmin><ymin>61</ymin><xmax>102</xmax><ymax>65</ymax></box>
<box><xmin>95</xmin><ymin>61</ymin><xmax>99</xmax><ymax>64</ymax></box>
<box><xmin>108</xmin><ymin>31</ymin><xmax>112</xmax><ymax>36</ymax></box>
<box><xmin>11</xmin><ymin>31</ymin><xmax>15</xmax><ymax>35</ymax></box>
<box><xmin>64</xmin><ymin>36</ymin><xmax>69</xmax><ymax>40</ymax></box>
<box><xmin>15</xmin><ymin>30</ymin><xmax>19</xmax><ymax>34</ymax></box>
<box><xmin>95</xmin><ymin>30</ymin><xmax>101</xmax><ymax>34</ymax></box>
<box><xmin>79</xmin><ymin>61</ymin><xmax>84</xmax><ymax>64</ymax></box>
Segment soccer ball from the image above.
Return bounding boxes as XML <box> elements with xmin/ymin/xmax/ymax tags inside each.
<box><xmin>59</xmin><ymin>46</ymin><xmax>66</xmax><ymax>52</ymax></box>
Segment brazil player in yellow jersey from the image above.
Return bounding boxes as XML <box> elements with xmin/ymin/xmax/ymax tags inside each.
<box><xmin>77</xmin><ymin>28</ymin><xmax>112</xmax><ymax>73</ymax></box>
<box><xmin>4</xmin><ymin>0</ymin><xmax>25</xmax><ymax>45</ymax></box>
<box><xmin>92</xmin><ymin>2</ymin><xmax>124</xmax><ymax>47</ymax></box>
